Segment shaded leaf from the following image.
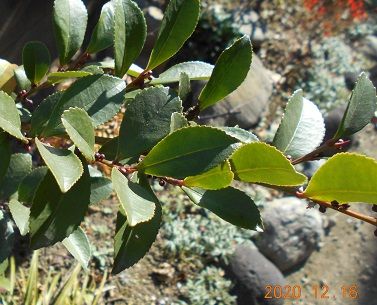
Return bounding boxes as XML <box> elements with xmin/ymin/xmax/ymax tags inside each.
<box><xmin>0</xmin><ymin>132</ymin><xmax>11</xmax><ymax>184</ymax></box>
<box><xmin>114</xmin><ymin>0</ymin><xmax>146</xmax><ymax>77</ymax></box>
<box><xmin>199</xmin><ymin>36</ymin><xmax>252</xmax><ymax>110</ymax></box>
<box><xmin>62</xmin><ymin>108</ymin><xmax>95</xmax><ymax>161</ymax></box>
<box><xmin>150</xmin><ymin>61</ymin><xmax>213</xmax><ymax>84</ymax></box>
<box><xmin>30</xmin><ymin>91</ymin><xmax>64</xmax><ymax>136</ymax></box>
<box><xmin>273</xmin><ymin>90</ymin><xmax>325</xmax><ymax>159</ymax></box>
<box><xmin>183</xmin><ymin>186</ymin><xmax>261</xmax><ymax>230</ymax></box>
<box><xmin>29</xmin><ymin>165</ymin><xmax>91</xmax><ymax>249</ymax></box>
<box><xmin>47</xmin><ymin>71</ymin><xmax>92</xmax><ymax>84</ymax></box>
<box><xmin>113</xmin><ymin>187</ymin><xmax>161</xmax><ymax>274</ymax></box>
<box><xmin>117</xmin><ymin>87</ymin><xmax>182</xmax><ymax>160</ymax></box>
<box><xmin>22</xmin><ymin>41</ymin><xmax>51</xmax><ymax>84</ymax></box>
<box><xmin>304</xmin><ymin>153</ymin><xmax>377</xmax><ymax>204</ymax></box>
<box><xmin>139</xmin><ymin>126</ymin><xmax>239</xmax><ymax>179</ymax></box>
<box><xmin>0</xmin><ymin>91</ymin><xmax>27</xmax><ymax>141</ymax></box>
<box><xmin>42</xmin><ymin>74</ymin><xmax>126</xmax><ymax>136</ymax></box>
<box><xmin>178</xmin><ymin>72</ymin><xmax>191</xmax><ymax>102</ymax></box>
<box><xmin>183</xmin><ymin>161</ymin><xmax>233</xmax><ymax>190</ymax></box>
<box><xmin>0</xmin><ymin>211</ymin><xmax>15</xmax><ymax>264</ymax></box>
<box><xmin>9</xmin><ymin>199</ymin><xmax>30</xmax><ymax>236</ymax></box>
<box><xmin>0</xmin><ymin>153</ymin><xmax>32</xmax><ymax>200</ymax></box>
<box><xmin>111</xmin><ymin>168</ymin><xmax>155</xmax><ymax>226</ymax></box>
<box><xmin>147</xmin><ymin>0</ymin><xmax>200</xmax><ymax>70</ymax></box>
<box><xmin>170</xmin><ymin>112</ymin><xmax>188</xmax><ymax>133</ymax></box>
<box><xmin>53</xmin><ymin>0</ymin><xmax>88</xmax><ymax>65</ymax></box>
<box><xmin>230</xmin><ymin>142</ymin><xmax>307</xmax><ymax>186</ymax></box>
<box><xmin>18</xmin><ymin>167</ymin><xmax>48</xmax><ymax>204</ymax></box>
<box><xmin>62</xmin><ymin>227</ymin><xmax>91</xmax><ymax>269</ymax></box>
<box><xmin>335</xmin><ymin>72</ymin><xmax>377</xmax><ymax>138</ymax></box>
<box><xmin>98</xmin><ymin>137</ymin><xmax>119</xmax><ymax>160</ymax></box>
<box><xmin>35</xmin><ymin>138</ymin><xmax>83</xmax><ymax>193</ymax></box>
<box><xmin>219</xmin><ymin>126</ymin><xmax>258</xmax><ymax>143</ymax></box>
<box><xmin>90</xmin><ymin>176</ymin><xmax>112</xmax><ymax>205</ymax></box>
<box><xmin>87</xmin><ymin>1</ymin><xmax>116</xmax><ymax>54</ymax></box>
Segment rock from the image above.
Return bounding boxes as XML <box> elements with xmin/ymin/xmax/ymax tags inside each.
<box><xmin>237</xmin><ymin>10</ymin><xmax>266</xmax><ymax>48</ymax></box>
<box><xmin>228</xmin><ymin>243</ymin><xmax>286</xmax><ymax>305</ymax></box>
<box><xmin>254</xmin><ymin>197</ymin><xmax>324</xmax><ymax>273</ymax></box>
<box><xmin>361</xmin><ymin>35</ymin><xmax>377</xmax><ymax>60</ymax></box>
<box><xmin>199</xmin><ymin>55</ymin><xmax>274</xmax><ymax>129</ymax></box>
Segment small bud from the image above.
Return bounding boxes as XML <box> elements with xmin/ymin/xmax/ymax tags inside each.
<box><xmin>319</xmin><ymin>205</ymin><xmax>327</xmax><ymax>213</ymax></box>
<box><xmin>118</xmin><ymin>166</ymin><xmax>128</xmax><ymax>176</ymax></box>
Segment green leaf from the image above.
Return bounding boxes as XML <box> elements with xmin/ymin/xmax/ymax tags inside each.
<box><xmin>178</xmin><ymin>72</ymin><xmax>191</xmax><ymax>102</ymax></box>
<box><xmin>150</xmin><ymin>61</ymin><xmax>213</xmax><ymax>84</ymax></box>
<box><xmin>304</xmin><ymin>153</ymin><xmax>377</xmax><ymax>204</ymax></box>
<box><xmin>0</xmin><ymin>132</ymin><xmax>11</xmax><ymax>184</ymax></box>
<box><xmin>98</xmin><ymin>137</ymin><xmax>119</xmax><ymax>160</ymax></box>
<box><xmin>22</xmin><ymin>41</ymin><xmax>51</xmax><ymax>84</ymax></box>
<box><xmin>42</xmin><ymin>74</ymin><xmax>126</xmax><ymax>136</ymax></box>
<box><xmin>61</xmin><ymin>108</ymin><xmax>95</xmax><ymax>161</ymax></box>
<box><xmin>113</xmin><ymin>188</ymin><xmax>161</xmax><ymax>274</ymax></box>
<box><xmin>30</xmin><ymin>91</ymin><xmax>64</xmax><ymax>136</ymax></box>
<box><xmin>117</xmin><ymin>87</ymin><xmax>182</xmax><ymax>161</ymax></box>
<box><xmin>18</xmin><ymin>167</ymin><xmax>48</xmax><ymax>204</ymax></box>
<box><xmin>139</xmin><ymin>126</ymin><xmax>239</xmax><ymax>179</ymax></box>
<box><xmin>183</xmin><ymin>186</ymin><xmax>261</xmax><ymax>230</ymax></box>
<box><xmin>0</xmin><ymin>59</ymin><xmax>17</xmax><ymax>94</ymax></box>
<box><xmin>0</xmin><ymin>153</ymin><xmax>32</xmax><ymax>200</ymax></box>
<box><xmin>114</xmin><ymin>0</ymin><xmax>146</xmax><ymax>77</ymax></box>
<box><xmin>147</xmin><ymin>0</ymin><xmax>200</xmax><ymax>70</ymax></box>
<box><xmin>272</xmin><ymin>90</ymin><xmax>325</xmax><ymax>159</ymax></box>
<box><xmin>62</xmin><ymin>227</ymin><xmax>91</xmax><ymax>269</ymax></box>
<box><xmin>199</xmin><ymin>36</ymin><xmax>252</xmax><ymax>110</ymax></box>
<box><xmin>230</xmin><ymin>142</ymin><xmax>307</xmax><ymax>186</ymax></box>
<box><xmin>35</xmin><ymin>138</ymin><xmax>83</xmax><ymax>193</ymax></box>
<box><xmin>9</xmin><ymin>199</ymin><xmax>30</xmax><ymax>236</ymax></box>
<box><xmin>0</xmin><ymin>211</ymin><xmax>15</xmax><ymax>264</ymax></box>
<box><xmin>90</xmin><ymin>176</ymin><xmax>112</xmax><ymax>205</ymax></box>
<box><xmin>0</xmin><ymin>91</ymin><xmax>27</xmax><ymax>142</ymax></box>
<box><xmin>111</xmin><ymin>168</ymin><xmax>156</xmax><ymax>226</ymax></box>
<box><xmin>184</xmin><ymin>161</ymin><xmax>233</xmax><ymax>190</ymax></box>
<box><xmin>127</xmin><ymin>63</ymin><xmax>144</xmax><ymax>77</ymax></box>
<box><xmin>53</xmin><ymin>0</ymin><xmax>88</xmax><ymax>65</ymax></box>
<box><xmin>170</xmin><ymin>112</ymin><xmax>188</xmax><ymax>133</ymax></box>
<box><xmin>29</xmin><ymin>165</ymin><xmax>91</xmax><ymax>249</ymax></box>
<box><xmin>335</xmin><ymin>73</ymin><xmax>377</xmax><ymax>138</ymax></box>
<box><xmin>219</xmin><ymin>126</ymin><xmax>258</xmax><ymax>143</ymax></box>
<box><xmin>86</xmin><ymin>1</ymin><xmax>116</xmax><ymax>54</ymax></box>
<box><xmin>14</xmin><ymin>66</ymin><xmax>32</xmax><ymax>91</ymax></box>
<box><xmin>47</xmin><ymin>71</ymin><xmax>92</xmax><ymax>84</ymax></box>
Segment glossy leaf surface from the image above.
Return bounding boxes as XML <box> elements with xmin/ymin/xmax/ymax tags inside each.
<box><xmin>139</xmin><ymin>126</ymin><xmax>239</xmax><ymax>179</ymax></box>
<box><xmin>231</xmin><ymin>142</ymin><xmax>307</xmax><ymax>186</ymax></box>
<box><xmin>199</xmin><ymin>36</ymin><xmax>252</xmax><ymax>110</ymax></box>
<box><xmin>35</xmin><ymin>138</ymin><xmax>83</xmax><ymax>193</ymax></box>
<box><xmin>304</xmin><ymin>153</ymin><xmax>377</xmax><ymax>204</ymax></box>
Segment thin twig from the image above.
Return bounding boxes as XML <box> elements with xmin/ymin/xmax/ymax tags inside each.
<box><xmin>291</xmin><ymin>138</ymin><xmax>338</xmax><ymax>165</ymax></box>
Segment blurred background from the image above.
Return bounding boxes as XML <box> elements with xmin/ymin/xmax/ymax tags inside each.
<box><xmin>0</xmin><ymin>0</ymin><xmax>377</xmax><ymax>304</ymax></box>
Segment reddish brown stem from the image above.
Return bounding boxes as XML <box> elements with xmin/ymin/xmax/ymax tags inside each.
<box><xmin>296</xmin><ymin>192</ymin><xmax>377</xmax><ymax>227</ymax></box>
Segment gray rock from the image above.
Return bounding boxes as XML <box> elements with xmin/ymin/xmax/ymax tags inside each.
<box><xmin>361</xmin><ymin>35</ymin><xmax>377</xmax><ymax>60</ymax></box>
<box><xmin>255</xmin><ymin>197</ymin><xmax>324</xmax><ymax>273</ymax></box>
<box><xmin>228</xmin><ymin>244</ymin><xmax>286</xmax><ymax>305</ymax></box>
<box><xmin>199</xmin><ymin>55</ymin><xmax>274</xmax><ymax>129</ymax></box>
